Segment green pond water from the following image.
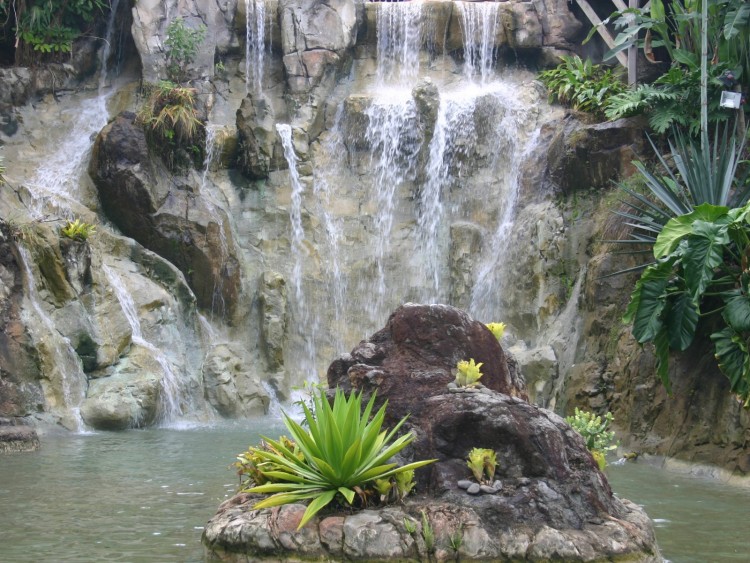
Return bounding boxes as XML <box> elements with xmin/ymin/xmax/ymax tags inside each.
<box><xmin>1</xmin><ymin>422</ymin><xmax>748</xmax><ymax>562</ymax></box>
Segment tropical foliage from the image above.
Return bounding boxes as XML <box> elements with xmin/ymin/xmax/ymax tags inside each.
<box><xmin>454</xmin><ymin>358</ymin><xmax>483</xmax><ymax>388</ymax></box>
<box><xmin>537</xmin><ymin>55</ymin><xmax>627</xmax><ymax>118</ymax></box>
<box><xmin>0</xmin><ymin>0</ymin><xmax>108</xmax><ymax>64</ymax></box>
<box><xmin>611</xmin><ymin>125</ymin><xmax>750</xmax><ymax>404</ymax></box>
<box><xmin>565</xmin><ymin>408</ymin><xmax>617</xmax><ymax>470</ymax></box>
<box><xmin>591</xmin><ymin>0</ymin><xmax>750</xmax><ymax>134</ymax></box>
<box><xmin>240</xmin><ymin>387</ymin><xmax>435</xmax><ymax>529</ymax></box>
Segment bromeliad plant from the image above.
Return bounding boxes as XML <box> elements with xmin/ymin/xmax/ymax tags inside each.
<box><xmin>60</xmin><ymin>219</ymin><xmax>96</xmax><ymax>242</ymax></box>
<box><xmin>486</xmin><ymin>322</ymin><xmax>506</xmax><ymax>341</ymax></box>
<box><xmin>454</xmin><ymin>359</ymin><xmax>483</xmax><ymax>388</ymax></box>
<box><xmin>565</xmin><ymin>408</ymin><xmax>617</xmax><ymax>470</ymax></box>
<box><xmin>243</xmin><ymin>387</ymin><xmax>435</xmax><ymax>529</ymax></box>
<box><xmin>466</xmin><ymin>447</ymin><xmax>497</xmax><ymax>484</ymax></box>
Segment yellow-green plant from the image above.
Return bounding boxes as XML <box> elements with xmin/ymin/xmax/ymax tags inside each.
<box><xmin>373</xmin><ymin>478</ymin><xmax>393</xmax><ymax>502</ymax></box>
<box><xmin>455</xmin><ymin>359</ymin><xmax>483</xmax><ymax>388</ymax></box>
<box><xmin>486</xmin><ymin>322</ymin><xmax>506</xmax><ymax>341</ymax></box>
<box><xmin>234</xmin><ymin>436</ymin><xmax>301</xmax><ymax>488</ymax></box>
<box><xmin>466</xmin><ymin>447</ymin><xmax>497</xmax><ymax>484</ymax></box>
<box><xmin>60</xmin><ymin>219</ymin><xmax>95</xmax><ymax>242</ymax></box>
<box><xmin>565</xmin><ymin>408</ymin><xmax>617</xmax><ymax>470</ymax></box>
<box><xmin>244</xmin><ymin>387</ymin><xmax>436</xmax><ymax>529</ymax></box>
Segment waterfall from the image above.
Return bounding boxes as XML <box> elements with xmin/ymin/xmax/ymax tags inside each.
<box><xmin>201</xmin><ymin>124</ymin><xmax>231</xmax><ymax>320</ymax></box>
<box><xmin>276</xmin><ymin>124</ymin><xmax>319</xmax><ymax>376</ymax></box>
<box><xmin>18</xmin><ymin>248</ymin><xmax>87</xmax><ymax>432</ymax></box>
<box><xmin>417</xmin><ymin>92</ymin><xmax>478</xmax><ymax>303</ymax></box>
<box><xmin>458</xmin><ymin>1</ymin><xmax>500</xmax><ymax>84</ymax></box>
<box><xmin>27</xmin><ymin>0</ymin><xmax>121</xmax><ymax>217</ymax></box>
<box><xmin>375</xmin><ymin>0</ymin><xmax>424</xmax><ymax>85</ymax></box>
<box><xmin>103</xmin><ymin>265</ymin><xmax>186</xmax><ymax>423</ymax></box>
<box><xmin>468</xmin><ymin>88</ymin><xmax>542</xmax><ymax>323</ymax></box>
<box><xmin>311</xmin><ymin>108</ymin><xmax>347</xmax><ymax>353</ymax></box>
<box><xmin>245</xmin><ymin>0</ymin><xmax>266</xmax><ymax>94</ymax></box>
<box><xmin>363</xmin><ymin>93</ymin><xmax>422</xmax><ymax>319</ymax></box>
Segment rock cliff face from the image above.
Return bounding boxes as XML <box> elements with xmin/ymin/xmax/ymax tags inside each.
<box><xmin>0</xmin><ymin>0</ymin><xmax>747</xmax><ymax>476</ymax></box>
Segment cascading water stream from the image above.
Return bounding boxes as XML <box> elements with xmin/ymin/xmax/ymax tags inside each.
<box><xmin>103</xmin><ymin>265</ymin><xmax>185</xmax><ymax>423</ymax></box>
<box><xmin>276</xmin><ymin>124</ymin><xmax>319</xmax><ymax>376</ymax></box>
<box><xmin>375</xmin><ymin>0</ymin><xmax>423</xmax><ymax>85</ymax></box>
<box><xmin>363</xmin><ymin>93</ymin><xmax>422</xmax><ymax>319</ymax></box>
<box><xmin>200</xmin><ymin>124</ymin><xmax>231</xmax><ymax>319</ymax></box>
<box><xmin>245</xmin><ymin>0</ymin><xmax>266</xmax><ymax>94</ymax></box>
<box><xmin>28</xmin><ymin>0</ymin><xmax>121</xmax><ymax>217</ymax></box>
<box><xmin>457</xmin><ymin>1</ymin><xmax>500</xmax><ymax>85</ymax></box>
<box><xmin>17</xmin><ymin>247</ymin><xmax>87</xmax><ymax>432</ymax></box>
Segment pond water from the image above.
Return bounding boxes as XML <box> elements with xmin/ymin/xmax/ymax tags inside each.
<box><xmin>1</xmin><ymin>423</ymin><xmax>748</xmax><ymax>562</ymax></box>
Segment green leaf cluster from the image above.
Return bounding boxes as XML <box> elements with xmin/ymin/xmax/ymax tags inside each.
<box><xmin>591</xmin><ymin>0</ymin><xmax>750</xmax><ymax>135</ymax></box>
<box><xmin>537</xmin><ymin>55</ymin><xmax>627</xmax><ymax>118</ymax></box>
<box><xmin>565</xmin><ymin>408</ymin><xmax>617</xmax><ymax>469</ymax></box>
<box><xmin>165</xmin><ymin>17</ymin><xmax>206</xmax><ymax>83</ymax></box>
<box><xmin>60</xmin><ymin>219</ymin><xmax>96</xmax><ymax>242</ymax></box>
<box><xmin>454</xmin><ymin>358</ymin><xmax>483</xmax><ymax>388</ymax></box>
<box><xmin>243</xmin><ymin>387</ymin><xmax>436</xmax><ymax>529</ymax></box>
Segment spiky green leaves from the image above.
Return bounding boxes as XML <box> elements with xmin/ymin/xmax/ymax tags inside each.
<box><xmin>245</xmin><ymin>387</ymin><xmax>435</xmax><ymax>529</ymax></box>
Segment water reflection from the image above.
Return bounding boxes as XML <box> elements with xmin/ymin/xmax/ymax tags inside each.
<box><xmin>1</xmin><ymin>426</ymin><xmax>748</xmax><ymax>562</ymax></box>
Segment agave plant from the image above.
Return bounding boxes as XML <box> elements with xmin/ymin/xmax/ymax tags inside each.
<box><xmin>244</xmin><ymin>387</ymin><xmax>435</xmax><ymax>529</ymax></box>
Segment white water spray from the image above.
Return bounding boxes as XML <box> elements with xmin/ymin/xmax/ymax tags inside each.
<box><xmin>103</xmin><ymin>265</ymin><xmax>185</xmax><ymax>423</ymax></box>
<box><xmin>245</xmin><ymin>0</ymin><xmax>266</xmax><ymax>94</ymax></box>
<box><xmin>458</xmin><ymin>1</ymin><xmax>500</xmax><ymax>85</ymax></box>
<box><xmin>375</xmin><ymin>1</ymin><xmax>424</xmax><ymax>85</ymax></box>
<box><xmin>18</xmin><ymin>248</ymin><xmax>87</xmax><ymax>432</ymax></box>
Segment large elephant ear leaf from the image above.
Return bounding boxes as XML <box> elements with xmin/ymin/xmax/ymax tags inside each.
<box><xmin>665</xmin><ymin>292</ymin><xmax>699</xmax><ymax>351</ymax></box>
<box><xmin>723</xmin><ymin>294</ymin><xmax>750</xmax><ymax>333</ymax></box>
<box><xmin>654</xmin><ymin>203</ymin><xmax>729</xmax><ymax>258</ymax></box>
<box><xmin>683</xmin><ymin>220</ymin><xmax>729</xmax><ymax>302</ymax></box>
<box><xmin>629</xmin><ymin>259</ymin><xmax>675</xmax><ymax>343</ymax></box>
<box><xmin>711</xmin><ymin>328</ymin><xmax>750</xmax><ymax>398</ymax></box>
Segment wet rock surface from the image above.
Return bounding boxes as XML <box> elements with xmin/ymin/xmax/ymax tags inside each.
<box><xmin>203</xmin><ymin>304</ymin><xmax>660</xmax><ymax>561</ymax></box>
<box><xmin>0</xmin><ymin>418</ymin><xmax>40</xmax><ymax>453</ymax></box>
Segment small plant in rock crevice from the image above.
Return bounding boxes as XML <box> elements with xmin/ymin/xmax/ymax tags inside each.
<box><xmin>164</xmin><ymin>17</ymin><xmax>206</xmax><ymax>83</ymax></box>
<box><xmin>420</xmin><ymin>510</ymin><xmax>435</xmax><ymax>554</ymax></box>
<box><xmin>60</xmin><ymin>219</ymin><xmax>96</xmax><ymax>242</ymax></box>
<box><xmin>136</xmin><ymin>80</ymin><xmax>204</xmax><ymax>170</ymax></box>
<box><xmin>454</xmin><ymin>359</ymin><xmax>483</xmax><ymax>388</ymax></box>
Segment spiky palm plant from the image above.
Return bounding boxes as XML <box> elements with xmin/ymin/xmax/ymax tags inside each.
<box><xmin>244</xmin><ymin>387</ymin><xmax>435</xmax><ymax>529</ymax></box>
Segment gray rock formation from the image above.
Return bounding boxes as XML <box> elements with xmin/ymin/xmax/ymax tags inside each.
<box><xmin>202</xmin><ymin>343</ymin><xmax>270</xmax><ymax>418</ymax></box>
<box><xmin>0</xmin><ymin>418</ymin><xmax>40</xmax><ymax>453</ymax></box>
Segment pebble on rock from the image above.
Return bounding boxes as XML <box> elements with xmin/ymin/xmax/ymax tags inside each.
<box><xmin>466</xmin><ymin>483</ymin><xmax>481</xmax><ymax>495</ymax></box>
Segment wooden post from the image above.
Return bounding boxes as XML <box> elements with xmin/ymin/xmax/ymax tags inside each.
<box><xmin>628</xmin><ymin>0</ymin><xmax>638</xmax><ymax>86</ymax></box>
<box><xmin>575</xmin><ymin>0</ymin><xmax>629</xmax><ymax>68</ymax></box>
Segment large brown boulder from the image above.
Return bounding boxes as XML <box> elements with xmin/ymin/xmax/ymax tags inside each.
<box><xmin>327</xmin><ymin>303</ymin><xmax>527</xmax><ymax>424</ymax></box>
<box><xmin>204</xmin><ymin>304</ymin><xmax>659</xmax><ymax>561</ymax></box>
<box><xmin>89</xmin><ymin>112</ymin><xmax>241</xmax><ymax>320</ymax></box>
